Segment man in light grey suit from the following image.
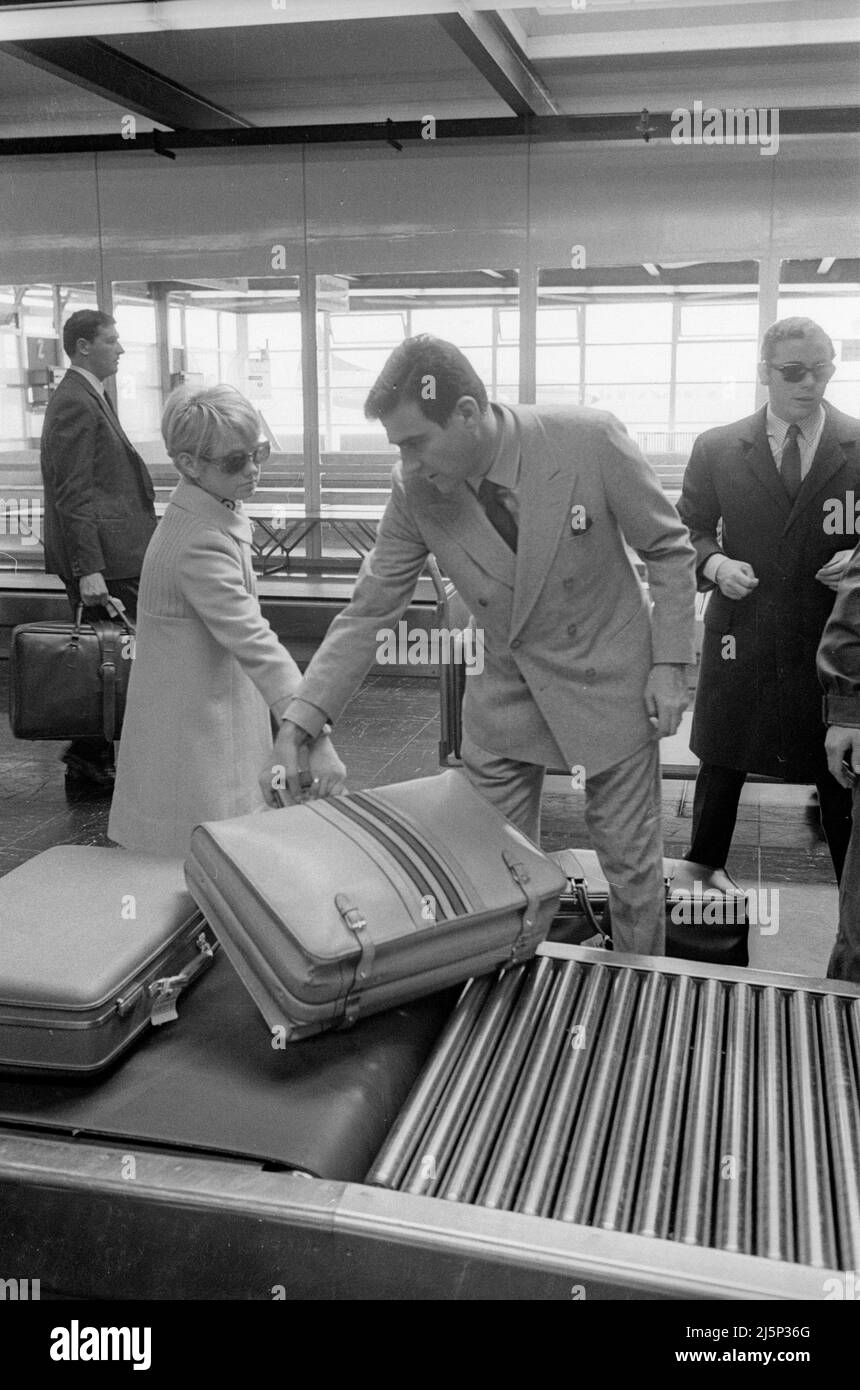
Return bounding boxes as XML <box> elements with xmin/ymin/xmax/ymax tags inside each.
<box><xmin>264</xmin><ymin>336</ymin><xmax>697</xmax><ymax>954</ymax></box>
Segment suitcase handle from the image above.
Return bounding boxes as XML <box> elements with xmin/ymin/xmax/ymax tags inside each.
<box><xmin>73</xmin><ymin>599</ymin><xmax>136</xmax><ymax>743</ymax></box>
<box><xmin>148</xmin><ymin>931</ymin><xmax>216</xmax><ymax>1026</ymax></box>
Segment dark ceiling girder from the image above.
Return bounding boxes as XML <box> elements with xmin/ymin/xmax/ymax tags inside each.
<box><xmin>0</xmin><ymin>38</ymin><xmax>252</xmax><ymax>130</ymax></box>
<box><xmin>0</xmin><ymin>108</ymin><xmax>856</xmax><ymax>156</ymax></box>
<box><xmin>436</xmin><ymin>10</ymin><xmax>559</xmax><ymax>117</ymax></box>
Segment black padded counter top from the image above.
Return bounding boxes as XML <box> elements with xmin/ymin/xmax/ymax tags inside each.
<box><xmin>0</xmin><ymin>951</ymin><xmax>455</xmax><ymax>1182</ymax></box>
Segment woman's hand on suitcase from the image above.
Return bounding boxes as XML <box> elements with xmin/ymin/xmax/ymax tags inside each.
<box><xmin>306</xmin><ymin>735</ymin><xmax>347</xmax><ymax>799</ymax></box>
<box><xmin>263</xmin><ymin>722</ymin><xmax>347</xmax><ymax>806</ymax></box>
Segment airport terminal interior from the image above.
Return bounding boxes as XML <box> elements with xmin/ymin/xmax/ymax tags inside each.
<box><xmin>0</xmin><ymin>0</ymin><xmax>858</xmax><ymax>1304</ymax></box>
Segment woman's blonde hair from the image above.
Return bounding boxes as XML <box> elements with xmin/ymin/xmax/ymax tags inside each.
<box><xmin>161</xmin><ymin>385</ymin><xmax>262</xmax><ymax>466</ymax></box>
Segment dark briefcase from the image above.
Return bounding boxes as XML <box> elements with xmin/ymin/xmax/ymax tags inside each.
<box><xmin>0</xmin><ymin>847</ymin><xmax>217</xmax><ymax>1077</ymax></box>
<box><xmin>185</xmin><ymin>770</ymin><xmax>567</xmax><ymax>1042</ymax></box>
<box><xmin>549</xmin><ymin>848</ymin><xmax>750</xmax><ymax>967</ymax></box>
<box><xmin>8</xmin><ymin>600</ymin><xmax>135</xmax><ymax>742</ymax></box>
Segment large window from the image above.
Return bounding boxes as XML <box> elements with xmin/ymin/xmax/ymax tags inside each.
<box><xmin>537</xmin><ymin>263</ymin><xmax>760</xmax><ymax>452</ymax></box>
<box><xmin>778</xmin><ymin>258</ymin><xmax>860</xmax><ymax>416</ymax></box>
<box><xmin>0</xmin><ymin>283</ymin><xmax>96</xmax><ymax>454</ymax></box>
<box><xmin>316</xmin><ymin>271</ymin><xmax>519</xmax><ymax>454</ymax></box>
<box><xmin>113</xmin><ymin>278</ymin><xmax>303</xmax><ymax>456</ymax></box>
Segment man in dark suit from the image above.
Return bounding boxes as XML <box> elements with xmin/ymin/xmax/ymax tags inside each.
<box><xmin>41</xmin><ymin>310</ymin><xmax>157</xmax><ymax>789</ymax></box>
<box><xmin>678</xmin><ymin>316</ymin><xmax>860</xmax><ymax>882</ymax></box>
<box><xmin>263</xmin><ymin>335</ymin><xmax>696</xmax><ymax>957</ymax></box>
<box><xmin>818</xmin><ymin>543</ymin><xmax>860</xmax><ymax>982</ymax></box>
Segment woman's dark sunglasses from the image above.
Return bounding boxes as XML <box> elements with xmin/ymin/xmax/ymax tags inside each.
<box><xmin>767</xmin><ymin>361</ymin><xmax>834</xmax><ymax>384</ymax></box>
<box><xmin>201</xmin><ymin>440</ymin><xmax>271</xmax><ymax>475</ymax></box>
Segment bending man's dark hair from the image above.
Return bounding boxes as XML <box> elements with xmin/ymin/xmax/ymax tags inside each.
<box><xmin>62</xmin><ymin>309</ymin><xmax>115</xmax><ymax>360</ymax></box>
<box><xmin>364</xmin><ymin>334</ymin><xmax>489</xmax><ymax>425</ymax></box>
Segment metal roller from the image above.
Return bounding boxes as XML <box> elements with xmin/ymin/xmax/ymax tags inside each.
<box><xmin>818</xmin><ymin>994</ymin><xmax>860</xmax><ymax>1270</ymax></box>
<box><xmin>438</xmin><ymin>955</ymin><xmax>557</xmax><ymax>1203</ymax></box>
<box><xmin>756</xmin><ymin>987</ymin><xmax>794</xmax><ymax>1264</ymax></box>
<box><xmin>786</xmin><ymin>990</ymin><xmax>839</xmax><ymax>1269</ymax></box>
<box><xmin>675</xmin><ymin>977</ymin><xmax>725</xmax><ymax>1248</ymax></box>
<box><xmin>631</xmin><ymin>973</ymin><xmax>697</xmax><ymax>1240</ymax></box>
<box><xmin>713</xmin><ymin>982</ymin><xmax>754</xmax><ymax>1257</ymax></box>
<box><xmin>553</xmin><ymin>966</ymin><xmax>641</xmax><ymax>1226</ymax></box>
<box><xmin>371</xmin><ymin>949</ymin><xmax>860</xmax><ymax>1276</ymax></box>
<box><xmin>400</xmin><ymin>964</ymin><xmax>525</xmax><ymax>1197</ymax></box>
<box><xmin>516</xmin><ymin>961</ymin><xmax>611</xmax><ymax>1218</ymax></box>
<box><xmin>592</xmin><ymin>970</ymin><xmax>669</xmax><ymax>1233</ymax></box>
<box><xmin>367</xmin><ymin>974</ymin><xmax>493</xmax><ymax>1188</ymax></box>
<box><xmin>477</xmin><ymin>960</ymin><xmax>584</xmax><ymax>1211</ymax></box>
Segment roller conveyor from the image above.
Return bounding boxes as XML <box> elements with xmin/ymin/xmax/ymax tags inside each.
<box><xmin>368</xmin><ymin>944</ymin><xmax>860</xmax><ymax>1274</ymax></box>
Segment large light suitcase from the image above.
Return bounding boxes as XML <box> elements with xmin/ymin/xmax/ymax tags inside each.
<box><xmin>0</xmin><ymin>847</ymin><xmax>217</xmax><ymax>1077</ymax></box>
<box><xmin>549</xmin><ymin>848</ymin><xmax>750</xmax><ymax>966</ymax></box>
<box><xmin>185</xmin><ymin>770</ymin><xmax>567</xmax><ymax>1041</ymax></box>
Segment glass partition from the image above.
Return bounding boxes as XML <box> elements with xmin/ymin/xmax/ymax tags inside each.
<box><xmin>537</xmin><ymin>262</ymin><xmax>760</xmax><ymax>461</ymax></box>
<box><xmin>113</xmin><ymin>277</ymin><xmax>303</xmax><ymax>460</ymax></box>
<box><xmin>777</xmin><ymin>258</ymin><xmax>860</xmax><ymax>416</ymax></box>
<box><xmin>0</xmin><ymin>283</ymin><xmax>97</xmax><ymax>455</ymax></box>
<box><xmin>316</xmin><ymin>270</ymin><xmax>520</xmax><ymax>455</ymax></box>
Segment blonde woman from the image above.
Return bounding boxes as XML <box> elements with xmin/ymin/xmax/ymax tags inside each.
<box><xmin>109</xmin><ymin>385</ymin><xmax>345</xmax><ymax>856</ymax></box>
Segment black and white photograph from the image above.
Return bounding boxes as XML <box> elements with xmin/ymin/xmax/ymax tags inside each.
<box><xmin>0</xmin><ymin>0</ymin><xmax>858</xmax><ymax>1333</ymax></box>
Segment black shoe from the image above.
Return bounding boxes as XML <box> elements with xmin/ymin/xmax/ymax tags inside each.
<box><xmin>62</xmin><ymin>753</ymin><xmax>116</xmax><ymax>793</ymax></box>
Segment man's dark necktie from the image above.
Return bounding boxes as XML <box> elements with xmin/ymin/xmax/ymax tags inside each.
<box><xmin>478</xmin><ymin>478</ymin><xmax>518</xmax><ymax>552</ymax></box>
<box><xmin>780</xmin><ymin>424</ymin><xmax>802</xmax><ymax>501</ymax></box>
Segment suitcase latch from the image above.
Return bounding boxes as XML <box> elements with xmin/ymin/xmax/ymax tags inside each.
<box><xmin>148</xmin><ymin>932</ymin><xmax>215</xmax><ymax>1026</ymax></box>
<box><xmin>335</xmin><ymin>893</ymin><xmax>376</xmax><ymax>1027</ymax></box>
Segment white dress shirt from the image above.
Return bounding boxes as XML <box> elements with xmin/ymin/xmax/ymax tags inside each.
<box><xmin>68</xmin><ymin>364</ymin><xmax>106</xmax><ymax>396</ymax></box>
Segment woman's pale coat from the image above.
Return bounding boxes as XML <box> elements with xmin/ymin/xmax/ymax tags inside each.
<box><xmin>108</xmin><ymin>479</ymin><xmax>301</xmax><ymax>855</ymax></box>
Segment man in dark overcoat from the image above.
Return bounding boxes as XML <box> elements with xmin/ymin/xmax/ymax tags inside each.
<box><xmin>678</xmin><ymin>316</ymin><xmax>860</xmax><ymax>881</ymax></box>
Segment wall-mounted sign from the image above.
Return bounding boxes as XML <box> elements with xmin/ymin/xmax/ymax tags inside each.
<box><xmin>245</xmin><ymin>351</ymin><xmax>272</xmax><ymax>399</ymax></box>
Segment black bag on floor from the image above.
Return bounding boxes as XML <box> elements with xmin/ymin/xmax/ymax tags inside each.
<box><xmin>549</xmin><ymin>848</ymin><xmax>750</xmax><ymax>967</ymax></box>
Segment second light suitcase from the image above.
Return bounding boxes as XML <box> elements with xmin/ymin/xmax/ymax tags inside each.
<box><xmin>185</xmin><ymin>770</ymin><xmax>567</xmax><ymax>1041</ymax></box>
<box><xmin>0</xmin><ymin>846</ymin><xmax>217</xmax><ymax>1077</ymax></box>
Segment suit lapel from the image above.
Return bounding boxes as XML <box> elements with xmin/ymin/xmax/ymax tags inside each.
<box><xmin>65</xmin><ymin>371</ymin><xmax>155</xmax><ymax>502</ymax></box>
<box><xmin>414</xmin><ymin>478</ymin><xmax>517</xmax><ymax>586</ymax></box>
<box><xmin>784</xmin><ymin>409</ymin><xmax>849</xmax><ymax>533</ymax></box>
<box><xmin>510</xmin><ymin>407</ymin><xmax>576</xmax><ymax>640</ymax></box>
<box><xmin>67</xmin><ymin>371</ymin><xmax>136</xmax><ymax>453</ymax></box>
<box><xmin>740</xmin><ymin>408</ymin><xmax>792</xmax><ymax>522</ymax></box>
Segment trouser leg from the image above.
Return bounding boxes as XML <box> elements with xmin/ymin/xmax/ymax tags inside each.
<box><xmin>460</xmin><ymin>729</ymin><xmax>545</xmax><ymax>843</ymax></box>
<box><xmin>63</xmin><ymin>578</ymin><xmax>140</xmax><ymax>767</ymax></box>
<box><xmin>584</xmin><ymin>739</ymin><xmax>665</xmax><ymax>956</ymax></box>
<box><xmin>815</xmin><ymin>771</ymin><xmax>853</xmax><ymax>885</ymax></box>
<box><xmin>686</xmin><ymin>762</ymin><xmax>748</xmax><ymax>868</ymax></box>
<box><xmin>827</xmin><ymin>784</ymin><xmax>860</xmax><ymax>983</ymax></box>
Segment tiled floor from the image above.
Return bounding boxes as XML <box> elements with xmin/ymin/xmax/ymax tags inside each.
<box><xmin>0</xmin><ymin>666</ymin><xmax>841</xmax><ymax>980</ymax></box>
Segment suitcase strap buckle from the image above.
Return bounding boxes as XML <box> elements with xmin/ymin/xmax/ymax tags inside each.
<box><xmin>335</xmin><ymin>894</ymin><xmax>375</xmax><ymax>1026</ymax></box>
<box><xmin>502</xmin><ymin>851</ymin><xmax>540</xmax><ymax>964</ymax></box>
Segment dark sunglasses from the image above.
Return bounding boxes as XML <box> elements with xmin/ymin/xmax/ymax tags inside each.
<box><xmin>766</xmin><ymin>361</ymin><xmax>834</xmax><ymax>384</ymax></box>
<box><xmin>201</xmin><ymin>440</ymin><xmax>271</xmax><ymax>475</ymax></box>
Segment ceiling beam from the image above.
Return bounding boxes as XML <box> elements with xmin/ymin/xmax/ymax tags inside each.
<box><xmin>437</xmin><ymin>8</ymin><xmax>559</xmax><ymax>116</ymax></box>
<box><xmin>527</xmin><ymin>17</ymin><xmax>860</xmax><ymax>61</ymax></box>
<box><xmin>0</xmin><ymin>39</ymin><xmax>252</xmax><ymax>130</ymax></box>
<box><xmin>0</xmin><ymin>106</ymin><xmax>856</xmax><ymax>157</ymax></box>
